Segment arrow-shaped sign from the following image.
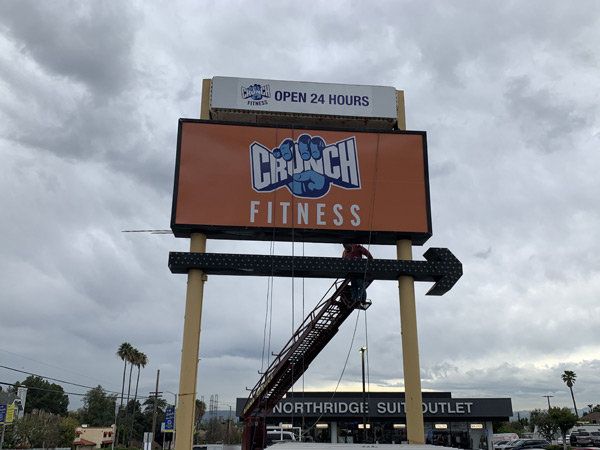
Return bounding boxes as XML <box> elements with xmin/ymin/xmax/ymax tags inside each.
<box><xmin>168</xmin><ymin>247</ymin><xmax>461</xmax><ymax>295</ymax></box>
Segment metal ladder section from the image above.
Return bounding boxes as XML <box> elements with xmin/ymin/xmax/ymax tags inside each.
<box><xmin>242</xmin><ymin>278</ymin><xmax>372</xmax><ymax>421</ymax></box>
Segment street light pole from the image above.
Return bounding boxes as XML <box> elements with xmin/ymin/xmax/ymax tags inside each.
<box><xmin>149</xmin><ymin>370</ymin><xmax>161</xmax><ymax>449</ymax></box>
<box><xmin>218</xmin><ymin>403</ymin><xmax>234</xmax><ymax>445</ymax></box>
<box><xmin>165</xmin><ymin>391</ymin><xmax>178</xmax><ymax>449</ymax></box>
<box><xmin>543</xmin><ymin>395</ymin><xmax>554</xmax><ymax>410</ymax></box>
<box><xmin>227</xmin><ymin>405</ymin><xmax>232</xmax><ymax>445</ymax></box>
<box><xmin>359</xmin><ymin>346</ymin><xmax>367</xmax><ymax>443</ymax></box>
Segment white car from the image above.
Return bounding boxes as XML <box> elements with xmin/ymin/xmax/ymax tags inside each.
<box><xmin>496</xmin><ymin>440</ymin><xmax>524</xmax><ymax>450</ymax></box>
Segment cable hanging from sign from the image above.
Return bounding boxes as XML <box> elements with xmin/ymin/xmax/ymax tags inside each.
<box><xmin>363</xmin><ymin>131</ymin><xmax>381</xmax><ymax>427</ymax></box>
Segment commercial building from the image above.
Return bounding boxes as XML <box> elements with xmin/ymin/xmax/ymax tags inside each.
<box><xmin>73</xmin><ymin>425</ymin><xmax>115</xmax><ymax>449</ymax></box>
<box><xmin>236</xmin><ymin>392</ymin><xmax>512</xmax><ymax>449</ymax></box>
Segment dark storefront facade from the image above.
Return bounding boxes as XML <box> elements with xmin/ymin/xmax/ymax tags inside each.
<box><xmin>236</xmin><ymin>392</ymin><xmax>512</xmax><ymax>448</ymax></box>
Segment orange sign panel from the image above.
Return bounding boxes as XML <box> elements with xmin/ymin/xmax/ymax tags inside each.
<box><xmin>171</xmin><ymin>120</ymin><xmax>431</xmax><ymax>245</ymax></box>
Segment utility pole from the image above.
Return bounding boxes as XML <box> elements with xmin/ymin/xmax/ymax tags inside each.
<box><xmin>112</xmin><ymin>401</ymin><xmax>118</xmax><ymax>450</ymax></box>
<box><xmin>150</xmin><ymin>370</ymin><xmax>162</xmax><ymax>446</ymax></box>
<box><xmin>543</xmin><ymin>395</ymin><xmax>554</xmax><ymax>410</ymax></box>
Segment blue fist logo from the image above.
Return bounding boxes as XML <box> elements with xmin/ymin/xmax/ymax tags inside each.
<box><xmin>272</xmin><ymin>135</ymin><xmax>328</xmax><ymax>197</ymax></box>
<box><xmin>250</xmin><ymin>134</ymin><xmax>361</xmax><ymax>199</ymax></box>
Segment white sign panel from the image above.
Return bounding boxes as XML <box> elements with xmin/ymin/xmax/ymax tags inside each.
<box><xmin>211</xmin><ymin>76</ymin><xmax>397</xmax><ymax>119</ymax></box>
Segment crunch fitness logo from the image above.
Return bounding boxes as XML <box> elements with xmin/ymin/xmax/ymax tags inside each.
<box><xmin>250</xmin><ymin>134</ymin><xmax>361</xmax><ymax>199</ymax></box>
<box><xmin>241</xmin><ymin>83</ymin><xmax>270</xmax><ymax>106</ymax></box>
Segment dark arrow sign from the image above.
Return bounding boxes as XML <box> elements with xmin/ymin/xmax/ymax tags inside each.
<box><xmin>168</xmin><ymin>247</ymin><xmax>462</xmax><ymax>296</ymax></box>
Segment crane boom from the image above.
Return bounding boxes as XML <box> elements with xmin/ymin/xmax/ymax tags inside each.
<box><xmin>242</xmin><ymin>278</ymin><xmax>371</xmax><ymax>450</ymax></box>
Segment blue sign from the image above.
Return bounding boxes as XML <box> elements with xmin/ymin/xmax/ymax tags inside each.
<box><xmin>0</xmin><ymin>405</ymin><xmax>6</xmax><ymax>424</ymax></box>
<box><xmin>164</xmin><ymin>407</ymin><xmax>175</xmax><ymax>432</ymax></box>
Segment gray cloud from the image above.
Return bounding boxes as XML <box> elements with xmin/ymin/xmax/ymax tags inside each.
<box><xmin>0</xmin><ymin>1</ymin><xmax>138</xmax><ymax>99</ymax></box>
<box><xmin>1</xmin><ymin>0</ymin><xmax>600</xmax><ymax>416</ymax></box>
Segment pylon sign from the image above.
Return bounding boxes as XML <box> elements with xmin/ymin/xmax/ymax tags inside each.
<box><xmin>171</xmin><ymin>120</ymin><xmax>431</xmax><ymax>245</ymax></box>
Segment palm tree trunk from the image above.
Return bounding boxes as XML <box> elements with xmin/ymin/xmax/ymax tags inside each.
<box><xmin>570</xmin><ymin>386</ymin><xmax>579</xmax><ymax>416</ymax></box>
<box><xmin>120</xmin><ymin>360</ymin><xmax>127</xmax><ymax>408</ymax></box>
<box><xmin>130</xmin><ymin>366</ymin><xmax>141</xmax><ymax>446</ymax></box>
<box><xmin>117</xmin><ymin>360</ymin><xmax>127</xmax><ymax>446</ymax></box>
<box><xmin>123</xmin><ymin>363</ymin><xmax>134</xmax><ymax>445</ymax></box>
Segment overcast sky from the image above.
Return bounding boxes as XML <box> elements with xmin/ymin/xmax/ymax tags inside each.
<box><xmin>1</xmin><ymin>0</ymin><xmax>600</xmax><ymax>418</ymax></box>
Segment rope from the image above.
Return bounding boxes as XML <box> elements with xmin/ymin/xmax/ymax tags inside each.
<box><xmin>255</xmin><ymin>127</ymin><xmax>281</xmax><ymax>445</ymax></box>
<box><xmin>260</xmin><ymin>240</ymin><xmax>275</xmax><ymax>374</ymax></box>
<box><xmin>301</xmin><ymin>132</ymin><xmax>383</xmax><ymax>440</ymax></box>
<box><xmin>300</xmin><ymin>298</ymin><xmax>363</xmax><ymax>438</ymax></box>
<box><xmin>364</xmin><ymin>309</ymin><xmax>371</xmax><ymax>425</ymax></box>
<box><xmin>290</xmin><ymin>125</ymin><xmax>296</xmax><ymax>426</ymax></box>
<box><xmin>362</xmin><ymin>131</ymin><xmax>381</xmax><ymax>286</ymax></box>
<box><xmin>360</xmin><ymin>131</ymin><xmax>381</xmax><ymax>433</ymax></box>
<box><xmin>301</xmin><ymin>241</ymin><xmax>306</xmax><ymax>434</ymax></box>
<box><xmin>257</xmin><ymin>129</ymin><xmax>382</xmax><ymax>443</ymax></box>
<box><xmin>261</xmin><ymin>126</ymin><xmax>281</xmax><ymax>374</ymax></box>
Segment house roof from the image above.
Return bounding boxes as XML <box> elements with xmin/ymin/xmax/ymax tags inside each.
<box><xmin>580</xmin><ymin>411</ymin><xmax>600</xmax><ymax>422</ymax></box>
<box><xmin>0</xmin><ymin>392</ymin><xmax>20</xmax><ymax>405</ymax></box>
<box><xmin>73</xmin><ymin>439</ymin><xmax>97</xmax><ymax>446</ymax></box>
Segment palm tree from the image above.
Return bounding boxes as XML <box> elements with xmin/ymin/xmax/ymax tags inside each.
<box><xmin>129</xmin><ymin>350</ymin><xmax>148</xmax><ymax>445</ymax></box>
<box><xmin>116</xmin><ymin>342</ymin><xmax>134</xmax><ymax>446</ymax></box>
<box><xmin>194</xmin><ymin>399</ymin><xmax>207</xmax><ymax>443</ymax></box>
<box><xmin>125</xmin><ymin>347</ymin><xmax>137</xmax><ymax>409</ymax></box>
<box><xmin>122</xmin><ymin>345</ymin><xmax>137</xmax><ymax>445</ymax></box>
<box><xmin>117</xmin><ymin>342</ymin><xmax>134</xmax><ymax>410</ymax></box>
<box><xmin>562</xmin><ymin>370</ymin><xmax>579</xmax><ymax>417</ymax></box>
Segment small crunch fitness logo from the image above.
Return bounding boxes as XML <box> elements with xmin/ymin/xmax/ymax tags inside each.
<box><xmin>250</xmin><ymin>134</ymin><xmax>361</xmax><ymax>199</ymax></box>
<box><xmin>241</xmin><ymin>83</ymin><xmax>270</xmax><ymax>106</ymax></box>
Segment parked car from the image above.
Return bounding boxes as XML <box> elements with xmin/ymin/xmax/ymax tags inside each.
<box><xmin>572</xmin><ymin>431</ymin><xmax>593</xmax><ymax>446</ymax></box>
<box><xmin>589</xmin><ymin>431</ymin><xmax>600</xmax><ymax>446</ymax></box>
<box><xmin>496</xmin><ymin>440</ymin><xmax>524</xmax><ymax>450</ymax></box>
<box><xmin>504</xmin><ymin>439</ymin><xmax>550</xmax><ymax>450</ymax></box>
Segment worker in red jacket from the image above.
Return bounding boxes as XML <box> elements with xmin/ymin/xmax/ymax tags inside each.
<box><xmin>342</xmin><ymin>244</ymin><xmax>373</xmax><ymax>303</ymax></box>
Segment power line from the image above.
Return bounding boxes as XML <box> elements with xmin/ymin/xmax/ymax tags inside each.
<box><xmin>0</xmin><ymin>346</ymin><xmax>120</xmax><ymax>389</ymax></box>
<box><xmin>0</xmin><ymin>380</ymin><xmax>151</xmax><ymax>401</ymax></box>
<box><xmin>1</xmin><ymin>380</ymin><xmax>90</xmax><ymax>397</ymax></box>
<box><xmin>0</xmin><ymin>363</ymin><xmax>150</xmax><ymax>399</ymax></box>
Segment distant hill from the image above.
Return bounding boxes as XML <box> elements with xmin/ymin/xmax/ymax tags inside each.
<box><xmin>511</xmin><ymin>410</ymin><xmax>531</xmax><ymax>421</ymax></box>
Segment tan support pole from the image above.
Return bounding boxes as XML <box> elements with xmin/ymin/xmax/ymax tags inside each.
<box><xmin>200</xmin><ymin>79</ymin><xmax>211</xmax><ymax>120</ymax></box>
<box><xmin>396</xmin><ymin>90</ymin><xmax>406</xmax><ymax>131</ymax></box>
<box><xmin>395</xmin><ymin>90</ymin><xmax>424</xmax><ymax>444</ymax></box>
<box><xmin>175</xmin><ymin>80</ymin><xmax>211</xmax><ymax>450</ymax></box>
<box><xmin>397</xmin><ymin>239</ymin><xmax>424</xmax><ymax>444</ymax></box>
<box><xmin>175</xmin><ymin>79</ymin><xmax>211</xmax><ymax>450</ymax></box>
<box><xmin>175</xmin><ymin>233</ymin><xmax>207</xmax><ymax>450</ymax></box>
